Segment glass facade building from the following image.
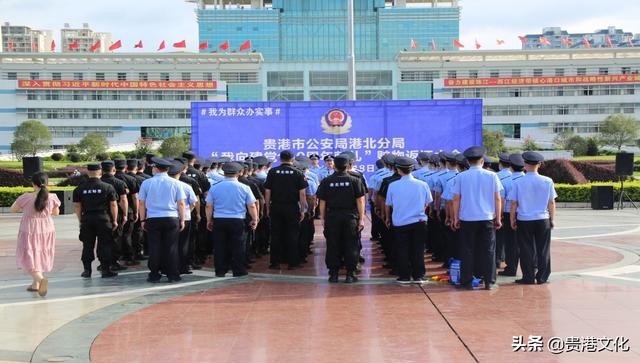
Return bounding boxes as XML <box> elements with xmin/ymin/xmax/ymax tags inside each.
<box><xmin>196</xmin><ymin>0</ymin><xmax>460</xmax><ymax>101</ymax></box>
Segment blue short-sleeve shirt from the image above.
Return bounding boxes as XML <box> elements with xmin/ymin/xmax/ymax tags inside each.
<box><xmin>138</xmin><ymin>173</ymin><xmax>186</xmax><ymax>218</ymax></box>
<box><xmin>385</xmin><ymin>175</ymin><xmax>433</xmax><ymax>227</ymax></box>
<box><xmin>206</xmin><ymin>178</ymin><xmax>257</xmax><ymax>219</ymax></box>
<box><xmin>509</xmin><ymin>172</ymin><xmax>557</xmax><ymax>221</ymax></box>
<box><xmin>452</xmin><ymin>166</ymin><xmax>503</xmax><ymax>221</ymax></box>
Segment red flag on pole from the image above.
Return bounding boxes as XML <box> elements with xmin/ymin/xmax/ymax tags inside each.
<box><xmin>431</xmin><ymin>39</ymin><xmax>437</xmax><ymax>51</ymax></box>
<box><xmin>453</xmin><ymin>39</ymin><xmax>464</xmax><ymax>48</ymax></box>
<box><xmin>134</xmin><ymin>40</ymin><xmax>143</xmax><ymax>48</ymax></box>
<box><xmin>219</xmin><ymin>40</ymin><xmax>229</xmax><ymax>51</ymax></box>
<box><xmin>108</xmin><ymin>40</ymin><xmax>122</xmax><ymax>51</ymax></box>
<box><xmin>239</xmin><ymin>40</ymin><xmax>251</xmax><ymax>51</ymax></box>
<box><xmin>605</xmin><ymin>35</ymin><xmax>613</xmax><ymax>48</ymax></box>
<box><xmin>518</xmin><ymin>35</ymin><xmax>528</xmax><ymax>45</ymax></box>
<box><xmin>561</xmin><ymin>38</ymin><xmax>573</xmax><ymax>46</ymax></box>
<box><xmin>90</xmin><ymin>40</ymin><xmax>101</xmax><ymax>52</ymax></box>
<box><xmin>50</xmin><ymin>40</ymin><xmax>56</xmax><ymax>51</ymax></box>
<box><xmin>496</xmin><ymin>39</ymin><xmax>505</xmax><ymax>45</ymax></box>
<box><xmin>582</xmin><ymin>36</ymin><xmax>591</xmax><ymax>48</ymax></box>
<box><xmin>173</xmin><ymin>40</ymin><xmax>186</xmax><ymax>48</ymax></box>
<box><xmin>539</xmin><ymin>36</ymin><xmax>551</xmax><ymax>46</ymax></box>
<box><xmin>410</xmin><ymin>39</ymin><xmax>418</xmax><ymax>49</ymax></box>
<box><xmin>199</xmin><ymin>41</ymin><xmax>209</xmax><ymax>50</ymax></box>
<box><xmin>157</xmin><ymin>40</ymin><xmax>166</xmax><ymax>51</ymax></box>
<box><xmin>69</xmin><ymin>40</ymin><xmax>79</xmax><ymax>50</ymax></box>
<box><xmin>474</xmin><ymin>39</ymin><xmax>481</xmax><ymax>49</ymax></box>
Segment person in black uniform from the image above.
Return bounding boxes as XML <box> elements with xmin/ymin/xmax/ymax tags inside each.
<box><xmin>73</xmin><ymin>164</ymin><xmax>119</xmax><ymax>278</ymax></box>
<box><xmin>143</xmin><ymin>153</ymin><xmax>155</xmax><ymax>176</ymax></box>
<box><xmin>238</xmin><ymin>161</ymin><xmax>263</xmax><ymax>266</ymax></box>
<box><xmin>114</xmin><ymin>159</ymin><xmax>139</xmax><ymax>266</ymax></box>
<box><xmin>251</xmin><ymin>156</ymin><xmax>270</xmax><ymax>255</ymax></box>
<box><xmin>317</xmin><ymin>155</ymin><xmax>366</xmax><ymax>283</ymax></box>
<box><xmin>137</xmin><ymin>159</ymin><xmax>151</xmax><ymax>180</ymax></box>
<box><xmin>100</xmin><ymin>160</ymin><xmax>129</xmax><ymax>272</ymax></box>
<box><xmin>340</xmin><ymin>151</ymin><xmax>368</xmax><ymax>265</ymax></box>
<box><xmin>376</xmin><ymin>155</ymin><xmax>401</xmax><ymax>273</ymax></box>
<box><xmin>126</xmin><ymin>159</ymin><xmax>147</xmax><ymax>261</ymax></box>
<box><xmin>264</xmin><ymin>150</ymin><xmax>308</xmax><ymax>270</ymax></box>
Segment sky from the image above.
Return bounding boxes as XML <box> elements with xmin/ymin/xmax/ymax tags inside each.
<box><xmin>1</xmin><ymin>0</ymin><xmax>639</xmax><ymax>51</ymax></box>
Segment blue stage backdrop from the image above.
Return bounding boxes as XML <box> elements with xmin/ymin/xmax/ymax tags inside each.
<box><xmin>192</xmin><ymin>100</ymin><xmax>482</xmax><ymax>176</ymax></box>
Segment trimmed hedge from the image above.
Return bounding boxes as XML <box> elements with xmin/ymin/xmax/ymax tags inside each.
<box><xmin>540</xmin><ymin>159</ymin><xmax>588</xmax><ymax>184</ymax></box>
<box><xmin>0</xmin><ymin>168</ymin><xmax>30</xmax><ymax>187</ymax></box>
<box><xmin>556</xmin><ymin>182</ymin><xmax>640</xmax><ymax>202</ymax></box>
<box><xmin>1</xmin><ymin>186</ymin><xmax>75</xmax><ymax>207</ymax></box>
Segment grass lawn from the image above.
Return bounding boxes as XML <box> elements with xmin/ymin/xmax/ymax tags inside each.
<box><xmin>0</xmin><ymin>160</ymin><xmax>86</xmax><ymax>172</ymax></box>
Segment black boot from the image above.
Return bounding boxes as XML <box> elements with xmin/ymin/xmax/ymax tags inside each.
<box><xmin>345</xmin><ymin>271</ymin><xmax>358</xmax><ymax>283</ymax></box>
<box><xmin>328</xmin><ymin>270</ymin><xmax>339</xmax><ymax>283</ymax></box>
<box><xmin>101</xmin><ymin>265</ymin><xmax>118</xmax><ymax>278</ymax></box>
<box><xmin>81</xmin><ymin>269</ymin><xmax>91</xmax><ymax>278</ymax></box>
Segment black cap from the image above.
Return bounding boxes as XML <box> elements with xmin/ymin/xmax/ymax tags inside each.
<box><xmin>114</xmin><ymin>159</ymin><xmax>127</xmax><ymax>169</ymax></box>
<box><xmin>137</xmin><ymin>159</ymin><xmax>144</xmax><ymax>168</ymax></box>
<box><xmin>339</xmin><ymin>151</ymin><xmax>356</xmax><ymax>162</ymax></box>
<box><xmin>295</xmin><ymin>155</ymin><xmax>310</xmax><ymax>162</ymax></box>
<box><xmin>455</xmin><ymin>153</ymin><xmax>467</xmax><ymax>165</ymax></box>
<box><xmin>280</xmin><ymin>150</ymin><xmax>294</xmax><ymax>160</ymax></box>
<box><xmin>126</xmin><ymin>159</ymin><xmax>137</xmax><ymax>168</ymax></box>
<box><xmin>394</xmin><ymin>156</ymin><xmax>415</xmax><ymax>168</ymax></box>
<box><xmin>222</xmin><ymin>162</ymin><xmax>244</xmax><ymax>174</ymax></box>
<box><xmin>417</xmin><ymin>152</ymin><xmax>431</xmax><ymax>162</ymax></box>
<box><xmin>174</xmin><ymin>157</ymin><xmax>187</xmax><ymax>165</ymax></box>
<box><xmin>498</xmin><ymin>152</ymin><xmax>511</xmax><ymax>164</ymax></box>
<box><xmin>145</xmin><ymin>153</ymin><xmax>156</xmax><ymax>163</ymax></box>
<box><xmin>463</xmin><ymin>146</ymin><xmax>485</xmax><ymax>159</ymax></box>
<box><xmin>219</xmin><ymin>157</ymin><xmax>232</xmax><ymax>163</ymax></box>
<box><xmin>101</xmin><ymin>160</ymin><xmax>114</xmax><ymax>170</ymax></box>
<box><xmin>509</xmin><ymin>153</ymin><xmax>525</xmax><ymax>168</ymax></box>
<box><xmin>87</xmin><ymin>164</ymin><xmax>101</xmax><ymax>171</ymax></box>
<box><xmin>182</xmin><ymin>151</ymin><xmax>196</xmax><ymax>160</ymax></box>
<box><xmin>309</xmin><ymin>154</ymin><xmax>319</xmax><ymax>160</ymax></box>
<box><xmin>522</xmin><ymin>151</ymin><xmax>544</xmax><ymax>164</ymax></box>
<box><xmin>253</xmin><ymin>156</ymin><xmax>268</xmax><ymax>167</ymax></box>
<box><xmin>443</xmin><ymin>152</ymin><xmax>457</xmax><ymax>163</ymax></box>
<box><xmin>375</xmin><ymin>159</ymin><xmax>384</xmax><ymax>169</ymax></box>
<box><xmin>382</xmin><ymin>154</ymin><xmax>396</xmax><ymax>165</ymax></box>
<box><xmin>429</xmin><ymin>154</ymin><xmax>441</xmax><ymax>164</ymax></box>
<box><xmin>151</xmin><ymin>157</ymin><xmax>173</xmax><ymax>168</ymax></box>
<box><xmin>333</xmin><ymin>155</ymin><xmax>349</xmax><ymax>168</ymax></box>
<box><xmin>323</xmin><ymin>155</ymin><xmax>334</xmax><ymax>161</ymax></box>
<box><xmin>168</xmin><ymin>161</ymin><xmax>183</xmax><ymax>176</ymax></box>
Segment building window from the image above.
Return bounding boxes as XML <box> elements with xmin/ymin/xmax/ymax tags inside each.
<box><xmin>447</xmin><ymin>70</ymin><xmax>457</xmax><ymax>79</ymax></box>
<box><xmin>555</xmin><ymin>68</ymin><xmax>565</xmax><ymax>76</ymax></box>
<box><xmin>267</xmin><ymin>90</ymin><xmax>304</xmax><ymax>101</ymax></box>
<box><xmin>95</xmin><ymin>72</ymin><xmax>105</xmax><ymax>81</ymax></box>
<box><xmin>469</xmin><ymin>70</ymin><xmax>478</xmax><ymax>79</ymax></box>
<box><xmin>621</xmin><ymin>67</ymin><xmax>631</xmax><ymax>75</ymax></box>
<box><xmin>203</xmin><ymin>72</ymin><xmax>213</xmax><ymax>81</ymax></box>
<box><xmin>310</xmin><ymin>90</ymin><xmax>347</xmax><ymax>101</ymax></box>
<box><xmin>181</xmin><ymin>72</ymin><xmax>191</xmax><ymax>81</ymax></box>
<box><xmin>52</xmin><ymin>72</ymin><xmax>62</xmax><ymax>80</ymax></box>
<box><xmin>267</xmin><ymin>71</ymin><xmax>304</xmax><ymax>87</ymax></box>
<box><xmin>356</xmin><ymin>90</ymin><xmax>392</xmax><ymax>100</ymax></box>
<box><xmin>7</xmin><ymin>72</ymin><xmax>17</xmax><ymax>80</ymax></box>
<box><xmin>489</xmin><ymin>70</ymin><xmax>499</xmax><ymax>78</ymax></box>
<box><xmin>356</xmin><ymin>71</ymin><xmax>392</xmax><ymax>86</ymax></box>
<box><xmin>73</xmin><ymin>72</ymin><xmax>83</xmax><ymax>80</ymax></box>
<box><xmin>511</xmin><ymin>69</ymin><xmax>521</xmax><ymax>77</ymax></box>
<box><xmin>160</xmin><ymin>73</ymin><xmax>170</xmax><ymax>81</ymax></box>
<box><xmin>577</xmin><ymin>68</ymin><xmax>587</xmax><ymax>75</ymax></box>
<box><xmin>309</xmin><ymin>72</ymin><xmax>348</xmax><ymax>87</ymax></box>
<box><xmin>599</xmin><ymin>67</ymin><xmax>609</xmax><ymax>75</ymax></box>
<box><xmin>117</xmin><ymin>72</ymin><xmax>127</xmax><ymax>81</ymax></box>
<box><xmin>30</xmin><ymin>72</ymin><xmax>40</xmax><ymax>80</ymax></box>
<box><xmin>400</xmin><ymin>71</ymin><xmax>439</xmax><ymax>82</ymax></box>
<box><xmin>533</xmin><ymin>69</ymin><xmax>543</xmax><ymax>77</ymax></box>
<box><xmin>138</xmin><ymin>72</ymin><xmax>148</xmax><ymax>81</ymax></box>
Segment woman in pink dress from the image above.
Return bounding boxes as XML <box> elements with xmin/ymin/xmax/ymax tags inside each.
<box><xmin>10</xmin><ymin>172</ymin><xmax>60</xmax><ymax>297</ymax></box>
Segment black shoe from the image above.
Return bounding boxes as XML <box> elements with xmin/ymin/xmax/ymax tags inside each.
<box><xmin>215</xmin><ymin>273</ymin><xmax>226</xmax><ymax>278</ymax></box>
<box><xmin>268</xmin><ymin>263</ymin><xmax>280</xmax><ymax>270</ymax></box>
<box><xmin>81</xmin><ymin>269</ymin><xmax>91</xmax><ymax>278</ymax></box>
<box><xmin>514</xmin><ymin>279</ymin><xmax>536</xmax><ymax>285</ymax></box>
<box><xmin>101</xmin><ymin>271</ymin><xmax>118</xmax><ymax>278</ymax></box>
<box><xmin>233</xmin><ymin>272</ymin><xmax>249</xmax><ymax>277</ymax></box>
<box><xmin>146</xmin><ymin>276</ymin><xmax>161</xmax><ymax>283</ymax></box>
<box><xmin>180</xmin><ymin>270</ymin><xmax>193</xmax><ymax>275</ymax></box>
<box><xmin>345</xmin><ymin>274</ymin><xmax>358</xmax><ymax>283</ymax></box>
<box><xmin>111</xmin><ymin>263</ymin><xmax>128</xmax><ymax>271</ymax></box>
<box><xmin>459</xmin><ymin>283</ymin><xmax>474</xmax><ymax>290</ymax></box>
<box><xmin>498</xmin><ymin>270</ymin><xmax>516</xmax><ymax>276</ymax></box>
<box><xmin>396</xmin><ymin>277</ymin><xmax>412</xmax><ymax>284</ymax></box>
<box><xmin>168</xmin><ymin>276</ymin><xmax>182</xmax><ymax>283</ymax></box>
<box><xmin>536</xmin><ymin>279</ymin><xmax>549</xmax><ymax>285</ymax></box>
<box><xmin>413</xmin><ymin>277</ymin><xmax>426</xmax><ymax>284</ymax></box>
<box><xmin>485</xmin><ymin>283</ymin><xmax>498</xmax><ymax>290</ymax></box>
<box><xmin>328</xmin><ymin>274</ymin><xmax>339</xmax><ymax>283</ymax></box>
<box><xmin>96</xmin><ymin>264</ymin><xmax>103</xmax><ymax>272</ymax></box>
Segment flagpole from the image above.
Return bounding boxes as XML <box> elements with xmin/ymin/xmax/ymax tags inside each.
<box><xmin>347</xmin><ymin>0</ymin><xmax>356</xmax><ymax>101</ymax></box>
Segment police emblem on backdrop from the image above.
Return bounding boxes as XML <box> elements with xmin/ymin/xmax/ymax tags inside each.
<box><xmin>321</xmin><ymin>109</ymin><xmax>352</xmax><ymax>135</ymax></box>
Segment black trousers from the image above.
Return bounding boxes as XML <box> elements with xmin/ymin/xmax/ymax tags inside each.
<box><xmin>459</xmin><ymin>220</ymin><xmax>496</xmax><ymax>286</ymax></box>
<box><xmin>132</xmin><ymin>219</ymin><xmax>144</xmax><ymax>256</ymax></box>
<box><xmin>431</xmin><ymin>209</ymin><xmax>446</xmax><ymax>261</ymax></box>
<box><xmin>502</xmin><ymin>213</ymin><xmax>519</xmax><ymax>274</ymax></box>
<box><xmin>79</xmin><ymin>213</ymin><xmax>113</xmax><ymax>270</ymax></box>
<box><xmin>394</xmin><ymin>221</ymin><xmax>428</xmax><ymax>280</ymax></box>
<box><xmin>324</xmin><ymin>212</ymin><xmax>359</xmax><ymax>272</ymax></box>
<box><xmin>370</xmin><ymin>200</ymin><xmax>383</xmax><ymax>239</ymax></box>
<box><xmin>517</xmin><ymin>219</ymin><xmax>551</xmax><ymax>283</ymax></box>
<box><xmin>213</xmin><ymin>218</ymin><xmax>247</xmax><ymax>276</ymax></box>
<box><xmin>495</xmin><ymin>215</ymin><xmax>507</xmax><ymax>266</ymax></box>
<box><xmin>111</xmin><ymin>210</ymin><xmax>124</xmax><ymax>264</ymax></box>
<box><xmin>269</xmin><ymin>203</ymin><xmax>300</xmax><ymax>266</ymax></box>
<box><xmin>146</xmin><ymin>217</ymin><xmax>180</xmax><ymax>280</ymax></box>
<box><xmin>178</xmin><ymin>219</ymin><xmax>193</xmax><ymax>272</ymax></box>
<box><xmin>121</xmin><ymin>210</ymin><xmax>135</xmax><ymax>260</ymax></box>
<box><xmin>256</xmin><ymin>216</ymin><xmax>270</xmax><ymax>253</ymax></box>
<box><xmin>298</xmin><ymin>213</ymin><xmax>314</xmax><ymax>261</ymax></box>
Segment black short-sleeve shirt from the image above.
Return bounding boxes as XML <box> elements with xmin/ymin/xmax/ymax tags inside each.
<box><xmin>317</xmin><ymin>172</ymin><xmax>366</xmax><ymax>215</ymax></box>
<box><xmin>378</xmin><ymin>173</ymin><xmax>401</xmax><ymax>199</ymax></box>
<box><xmin>180</xmin><ymin>174</ymin><xmax>203</xmax><ymax>197</ymax></box>
<box><xmin>348</xmin><ymin>170</ymin><xmax>368</xmax><ymax>193</ymax></box>
<box><xmin>186</xmin><ymin>166</ymin><xmax>211</xmax><ymax>193</ymax></box>
<box><xmin>73</xmin><ymin>178</ymin><xmax>118</xmax><ymax>214</ymax></box>
<box><xmin>264</xmin><ymin>164</ymin><xmax>308</xmax><ymax>204</ymax></box>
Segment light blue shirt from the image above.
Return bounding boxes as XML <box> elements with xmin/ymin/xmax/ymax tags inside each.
<box><xmin>305</xmin><ymin>170</ymin><xmax>320</xmax><ymax>187</ymax></box>
<box><xmin>207</xmin><ymin>170</ymin><xmax>224</xmax><ymax>184</ymax></box>
<box><xmin>412</xmin><ymin>165</ymin><xmax>429</xmax><ymax>178</ymax></box>
<box><xmin>309</xmin><ymin>165</ymin><xmax>322</xmax><ymax>176</ymax></box>
<box><xmin>369</xmin><ymin>168</ymin><xmax>392</xmax><ymax>192</ymax></box>
<box><xmin>255</xmin><ymin>171</ymin><xmax>268</xmax><ymax>181</ymax></box>
<box><xmin>500</xmin><ymin>171</ymin><xmax>524</xmax><ymax>213</ymax></box>
<box><xmin>305</xmin><ymin>172</ymin><xmax>318</xmax><ymax>196</ymax></box>
<box><xmin>178</xmin><ymin>180</ymin><xmax>198</xmax><ymax>221</ymax></box>
<box><xmin>206</xmin><ymin>178</ymin><xmax>256</xmax><ymax>219</ymax></box>
<box><xmin>138</xmin><ymin>173</ymin><xmax>186</xmax><ymax>218</ymax></box>
<box><xmin>317</xmin><ymin>166</ymin><xmax>334</xmax><ymax>181</ymax></box>
<box><xmin>452</xmin><ymin>166</ymin><xmax>503</xmax><ymax>222</ymax></box>
<box><xmin>441</xmin><ymin>172</ymin><xmax>459</xmax><ymax>202</ymax></box>
<box><xmin>497</xmin><ymin>168</ymin><xmax>512</xmax><ymax>181</ymax></box>
<box><xmin>385</xmin><ymin>175</ymin><xmax>433</xmax><ymax>227</ymax></box>
<box><xmin>434</xmin><ymin>169</ymin><xmax>456</xmax><ymax>209</ymax></box>
<box><xmin>509</xmin><ymin>172</ymin><xmax>557</xmax><ymax>221</ymax></box>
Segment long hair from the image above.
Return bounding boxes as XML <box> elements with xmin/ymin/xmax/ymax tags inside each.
<box><xmin>32</xmin><ymin>172</ymin><xmax>49</xmax><ymax>212</ymax></box>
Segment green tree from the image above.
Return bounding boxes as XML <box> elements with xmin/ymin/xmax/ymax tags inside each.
<box><xmin>158</xmin><ymin>136</ymin><xmax>188</xmax><ymax>157</ymax></box>
<box><xmin>77</xmin><ymin>132</ymin><xmax>109</xmax><ymax>161</ymax></box>
<box><xmin>598</xmin><ymin>114</ymin><xmax>639</xmax><ymax>151</ymax></box>
<box><xmin>482</xmin><ymin>129</ymin><xmax>505</xmax><ymax>157</ymax></box>
<box><xmin>586</xmin><ymin>137</ymin><xmax>599</xmax><ymax>156</ymax></box>
<box><xmin>131</xmin><ymin>138</ymin><xmax>155</xmax><ymax>158</ymax></box>
<box><xmin>10</xmin><ymin>120</ymin><xmax>52</xmax><ymax>159</ymax></box>
<box><xmin>553</xmin><ymin>130</ymin><xmax>574</xmax><ymax>150</ymax></box>
<box><xmin>522</xmin><ymin>136</ymin><xmax>539</xmax><ymax>151</ymax></box>
<box><xmin>565</xmin><ymin>135</ymin><xmax>588</xmax><ymax>156</ymax></box>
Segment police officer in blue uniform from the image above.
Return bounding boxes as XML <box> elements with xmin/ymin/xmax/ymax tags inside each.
<box><xmin>452</xmin><ymin>146</ymin><xmax>503</xmax><ymax>290</ymax></box>
<box><xmin>138</xmin><ymin>157</ymin><xmax>186</xmax><ymax>283</ymax></box>
<box><xmin>509</xmin><ymin>151</ymin><xmax>557</xmax><ymax>285</ymax></box>
<box><xmin>206</xmin><ymin>162</ymin><xmax>258</xmax><ymax>277</ymax></box>
<box><xmin>73</xmin><ymin>164</ymin><xmax>119</xmax><ymax>278</ymax></box>
<box><xmin>495</xmin><ymin>152</ymin><xmax>512</xmax><ymax>268</ymax></box>
<box><xmin>317</xmin><ymin>155</ymin><xmax>335</xmax><ymax>181</ymax></box>
<box><xmin>384</xmin><ymin>156</ymin><xmax>433</xmax><ymax>283</ymax></box>
<box><xmin>317</xmin><ymin>155</ymin><xmax>366</xmax><ymax>283</ymax></box>
<box><xmin>498</xmin><ymin>154</ymin><xmax>525</xmax><ymax>276</ymax></box>
<box><xmin>264</xmin><ymin>150</ymin><xmax>308</xmax><ymax>270</ymax></box>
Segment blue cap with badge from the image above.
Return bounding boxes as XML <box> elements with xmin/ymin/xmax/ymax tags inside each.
<box><xmin>463</xmin><ymin>146</ymin><xmax>485</xmax><ymax>159</ymax></box>
<box><xmin>522</xmin><ymin>151</ymin><xmax>544</xmax><ymax>164</ymax></box>
<box><xmin>151</xmin><ymin>157</ymin><xmax>173</xmax><ymax>168</ymax></box>
<box><xmin>222</xmin><ymin>162</ymin><xmax>244</xmax><ymax>174</ymax></box>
